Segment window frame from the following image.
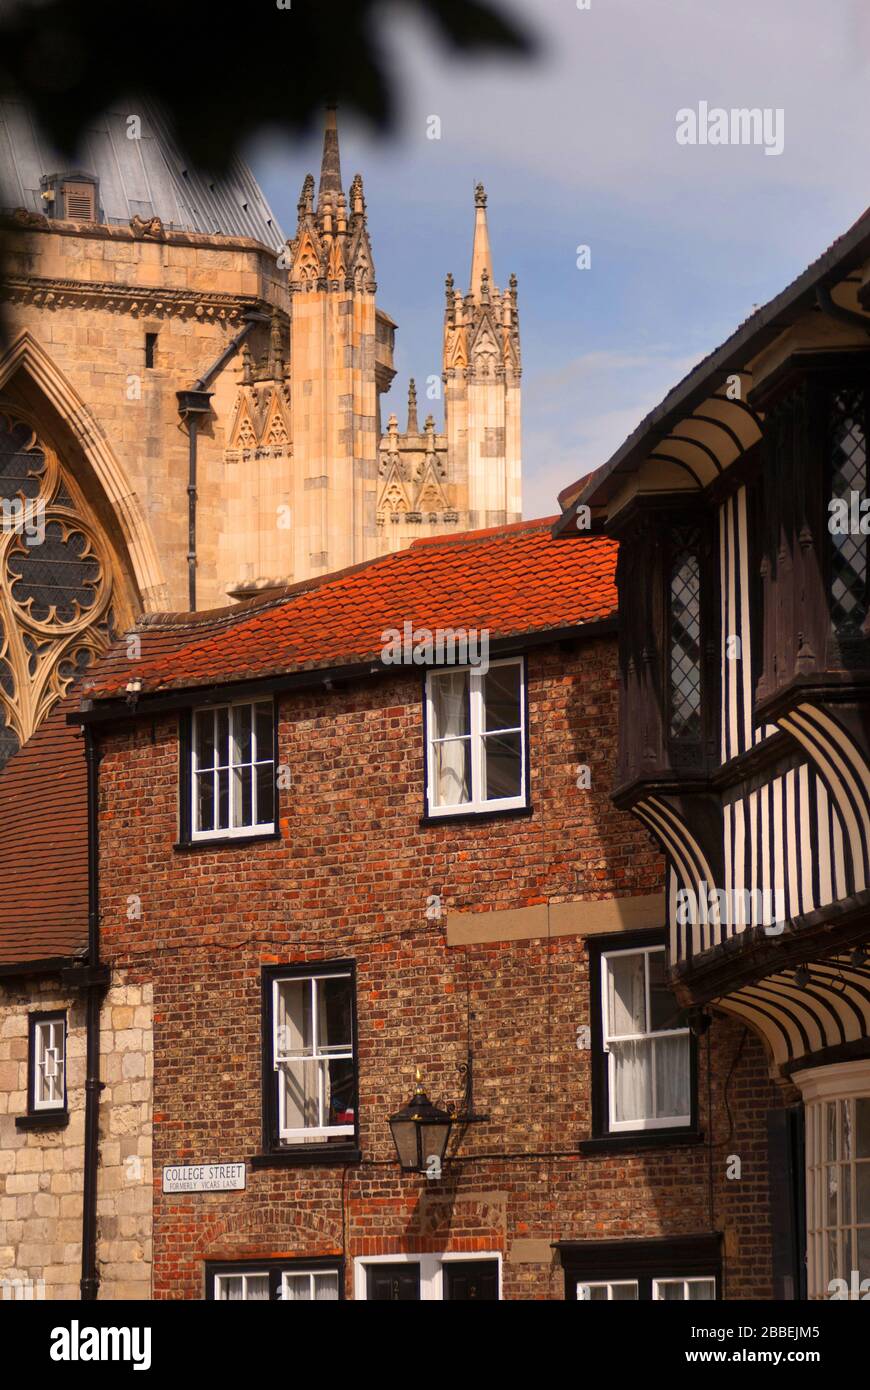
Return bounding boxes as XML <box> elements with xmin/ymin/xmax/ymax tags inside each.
<box><xmin>587</xmin><ymin>929</ymin><xmax>698</xmax><ymax>1143</ymax></box>
<box><xmin>353</xmin><ymin>1252</ymin><xmax>502</xmax><ymax>1301</ymax></box>
<box><xmin>205</xmin><ymin>1257</ymin><xmax>344</xmax><ymax>1302</ymax></box>
<box><xmin>560</xmin><ymin>1235</ymin><xmax>721</xmax><ymax>1302</ymax></box>
<box><xmin>259</xmin><ymin>960</ymin><xmax>360</xmax><ymax>1164</ymax></box>
<box><xmin>28</xmin><ymin>1010</ymin><xmax>67</xmax><ymax>1116</ymax></box>
<box><xmin>178</xmin><ymin>698</ymin><xmax>280</xmax><ymax>847</ymax></box>
<box><xmin>424</xmin><ymin>655</ymin><xmax>528</xmax><ymax>818</ymax></box>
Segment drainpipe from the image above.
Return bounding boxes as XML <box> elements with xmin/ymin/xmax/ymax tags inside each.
<box><xmin>176</xmin><ymin>312</ymin><xmax>271</xmax><ymax>612</ymax></box>
<box><xmin>78</xmin><ymin>725</ymin><xmax>107</xmax><ymax>1301</ymax></box>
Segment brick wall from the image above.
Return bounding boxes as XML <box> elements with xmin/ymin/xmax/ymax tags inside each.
<box><xmin>95</xmin><ymin>637</ymin><xmax>788</xmax><ymax>1298</ymax></box>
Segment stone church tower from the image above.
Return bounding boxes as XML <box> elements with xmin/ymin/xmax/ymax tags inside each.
<box><xmin>0</xmin><ymin>100</ymin><xmax>521</xmax><ymax>766</ymax></box>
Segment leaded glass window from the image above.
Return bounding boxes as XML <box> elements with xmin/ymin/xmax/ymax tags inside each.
<box><xmin>829</xmin><ymin>387</ymin><xmax>868</xmax><ymax>639</ymax></box>
<box><xmin>669</xmin><ymin>527</ymin><xmax>702</xmax><ymax>739</ymax></box>
<box><xmin>0</xmin><ymin>407</ymin><xmax>128</xmax><ymax>769</ymax></box>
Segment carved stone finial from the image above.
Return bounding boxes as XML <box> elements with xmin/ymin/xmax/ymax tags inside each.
<box><xmin>298</xmin><ymin>173</ymin><xmax>315</xmax><ymax>216</ymax></box>
<box><xmin>474</xmin><ymin>182</ymin><xmax>487</xmax><ymax>209</ymax></box>
<box><xmin>241</xmin><ymin>341</ymin><xmax>254</xmax><ymax>386</ymax></box>
<box><xmin>406</xmin><ymin>378</ymin><xmax>418</xmax><ymax>434</ymax></box>
<box><xmin>350</xmin><ymin>173</ymin><xmax>365</xmax><ymax>218</ymax></box>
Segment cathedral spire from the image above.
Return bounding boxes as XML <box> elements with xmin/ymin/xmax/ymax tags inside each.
<box><xmin>469</xmin><ymin>182</ymin><xmax>494</xmax><ymax>301</ymax></box>
<box><xmin>318</xmin><ymin>104</ymin><xmax>343</xmax><ymax>208</ymax></box>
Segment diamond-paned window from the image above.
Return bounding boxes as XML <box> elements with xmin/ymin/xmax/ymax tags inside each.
<box><xmin>669</xmin><ymin>527</ymin><xmax>702</xmax><ymax>740</ymax></box>
<box><xmin>830</xmin><ymin>388</ymin><xmax>868</xmax><ymax>638</ymax></box>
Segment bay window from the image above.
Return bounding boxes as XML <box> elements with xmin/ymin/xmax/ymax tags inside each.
<box><xmin>797</xmin><ymin>1060</ymin><xmax>870</xmax><ymax>1299</ymax></box>
<box><xmin>425</xmin><ymin>657</ymin><xmax>526</xmax><ymax>816</ymax></box>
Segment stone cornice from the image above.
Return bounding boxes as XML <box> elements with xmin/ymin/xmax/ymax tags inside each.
<box><xmin>0</xmin><ymin>208</ymin><xmax>280</xmax><ymax>258</ymax></box>
<box><xmin>0</xmin><ymin>273</ymin><xmax>276</xmax><ymax>321</ymax></box>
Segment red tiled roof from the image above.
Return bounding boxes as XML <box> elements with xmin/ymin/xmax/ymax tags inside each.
<box><xmin>0</xmin><ymin>702</ymin><xmax>88</xmax><ymax>966</ymax></box>
<box><xmin>82</xmin><ymin>519</ymin><xmax>618</xmax><ymax>702</ymax></box>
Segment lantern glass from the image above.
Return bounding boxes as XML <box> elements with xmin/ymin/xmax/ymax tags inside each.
<box><xmin>388</xmin><ymin>1080</ymin><xmax>453</xmax><ymax>1173</ymax></box>
<box><xmin>389</xmin><ymin>1115</ymin><xmax>423</xmax><ymax>1172</ymax></box>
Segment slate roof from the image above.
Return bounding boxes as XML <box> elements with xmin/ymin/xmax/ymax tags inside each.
<box><xmin>0</xmin><ymin>703</ymin><xmax>88</xmax><ymax>968</ymax></box>
<box><xmin>80</xmin><ymin>519</ymin><xmax>618</xmax><ymax>704</ymax></box>
<box><xmin>0</xmin><ymin>98</ymin><xmax>284</xmax><ymax>248</ymax></box>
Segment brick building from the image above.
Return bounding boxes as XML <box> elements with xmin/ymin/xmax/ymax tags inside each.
<box><xmin>0</xmin><ymin>518</ymin><xmax>788</xmax><ymax>1300</ymax></box>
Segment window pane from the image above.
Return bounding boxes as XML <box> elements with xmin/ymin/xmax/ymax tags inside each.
<box><xmin>255</xmin><ymin>762</ymin><xmax>275</xmax><ymax>825</ymax></box>
<box><xmin>283</xmin><ymin>1274</ymin><xmax>311</xmax><ymax>1302</ymax></box>
<box><xmin>857</xmin><ymin>1162</ymin><xmax>870</xmax><ymax>1224</ymax></box>
<box><xmin>216</xmin><ymin>707</ymin><xmax>229</xmax><ymax>767</ymax></box>
<box><xmin>607</xmin><ymin>952</ymin><xmax>647</xmax><ymax>1035</ymax></box>
<box><xmin>656</xmin><ymin>1280</ymin><xmax>686</xmax><ymax>1301</ymax></box>
<box><xmin>432</xmin><ymin>738</ymin><xmax>471</xmax><ymax>807</ymax></box>
<box><xmin>827</xmin><ymin>1102</ymin><xmax>838</xmax><ymax>1161</ymax></box>
<box><xmin>217</xmin><ymin>768</ymin><xmax>229</xmax><ymax>830</ymax></box>
<box><xmin>483</xmin><ymin>663</ymin><xmax>521</xmax><ymax>731</ymax></box>
<box><xmin>276</xmin><ymin>980</ymin><xmax>313</xmax><ymax>1055</ymax></box>
<box><xmin>195</xmin><ymin>711</ymin><xmax>215</xmax><ymax>768</ymax></box>
<box><xmin>842</xmin><ymin>1100</ymin><xmax>853</xmax><ymax>1160</ymax></box>
<box><xmin>326</xmin><ymin>1057</ymin><xmax>356</xmax><ymax>1128</ymax></box>
<box><xmin>246</xmin><ymin>1275</ymin><xmax>270</xmax><ymax>1301</ymax></box>
<box><xmin>688</xmin><ymin>1279</ymin><xmax>715</xmax><ymax>1301</ymax></box>
<box><xmin>858</xmin><ymin>1227</ymin><xmax>870</xmax><ymax>1281</ymax></box>
<box><xmin>826</xmin><ymin>1165</ymin><xmax>839</xmax><ymax>1228</ymax></box>
<box><xmin>281</xmin><ymin>1057</ymin><xmax>321</xmax><ymax>1131</ymax></box>
<box><xmin>482</xmin><ymin>731</ymin><xmax>522</xmax><ymax>800</ymax></box>
<box><xmin>857</xmin><ymin>1098</ymin><xmax>870</xmax><ymax>1158</ymax></box>
<box><xmin>232</xmin><ymin>764</ymin><xmax>253</xmax><ymax>828</ymax></box>
<box><xmin>314</xmin><ymin>1273</ymin><xmax>340</xmax><ymax>1301</ymax></box>
<box><xmin>610</xmin><ymin>1038</ymin><xmax>653</xmax><ymax>1124</ymax></box>
<box><xmin>255</xmin><ymin>703</ymin><xmax>273</xmax><ymax>761</ymax></box>
<box><xmin>317</xmin><ymin>976</ymin><xmax>352</xmax><ymax>1052</ymax></box>
<box><xmin>611</xmin><ymin>1282</ymin><xmax>638</xmax><ymax>1300</ymax></box>
<box><xmin>431</xmin><ymin>671</ymin><xmax>470</xmax><ymax>740</ymax></box>
<box><xmin>233</xmin><ymin>704</ymin><xmax>252</xmax><ymax>764</ymax></box>
<box><xmin>654</xmin><ymin>1034</ymin><xmax>691</xmax><ymax>1121</ymax></box>
<box><xmin>648</xmin><ymin>950</ymin><xmax>679</xmax><ymax>1032</ymax></box>
<box><xmin>217</xmin><ymin>1276</ymin><xmax>244</xmax><ymax>1301</ymax></box>
<box><xmin>196</xmin><ymin>771</ymin><xmax>214</xmax><ymax>832</ymax></box>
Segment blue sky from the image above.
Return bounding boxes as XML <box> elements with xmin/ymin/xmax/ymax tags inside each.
<box><xmin>247</xmin><ymin>0</ymin><xmax>870</xmax><ymax>519</ymax></box>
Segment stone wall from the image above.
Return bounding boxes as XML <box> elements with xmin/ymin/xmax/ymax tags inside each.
<box><xmin>0</xmin><ymin>970</ymin><xmax>153</xmax><ymax>1300</ymax></box>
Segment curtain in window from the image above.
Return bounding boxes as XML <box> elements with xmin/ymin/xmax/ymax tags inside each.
<box><xmin>431</xmin><ymin>672</ymin><xmax>470</xmax><ymax>806</ymax></box>
<box><xmin>275</xmin><ymin>980</ymin><xmax>321</xmax><ymax>1133</ymax></box>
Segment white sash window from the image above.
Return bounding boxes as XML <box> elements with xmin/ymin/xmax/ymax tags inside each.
<box><xmin>192</xmin><ymin>699</ymin><xmax>275</xmax><ymax>839</ymax></box>
<box><xmin>426</xmin><ymin>658</ymin><xmax>526</xmax><ymax>816</ymax></box>
<box><xmin>272</xmin><ymin>971</ymin><xmax>355</xmax><ymax>1143</ymax></box>
<box><xmin>601</xmin><ymin>945</ymin><xmax>691</xmax><ymax>1131</ymax></box>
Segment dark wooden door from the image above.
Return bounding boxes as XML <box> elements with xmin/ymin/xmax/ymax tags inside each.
<box><xmin>366</xmin><ymin>1263</ymin><xmax>421</xmax><ymax>1301</ymax></box>
<box><xmin>443</xmin><ymin>1260</ymin><xmax>499</xmax><ymax>1300</ymax></box>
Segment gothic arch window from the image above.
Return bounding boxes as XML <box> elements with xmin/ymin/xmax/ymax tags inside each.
<box><xmin>0</xmin><ymin>406</ymin><xmax>130</xmax><ymax>770</ymax></box>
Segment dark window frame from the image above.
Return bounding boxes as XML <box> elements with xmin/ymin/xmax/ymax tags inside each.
<box><xmin>205</xmin><ymin>1256</ymin><xmax>345</xmax><ymax>1301</ymax></box>
<box><xmin>256</xmin><ymin>959</ymin><xmax>360</xmax><ymax>1167</ymax></box>
<box><xmin>177</xmin><ymin>700</ymin><xmax>282</xmax><ymax>850</ymax></box>
<box><xmin>584</xmin><ymin>929</ymin><xmax>698</xmax><ymax>1148</ymax></box>
<box><xmin>18</xmin><ymin>1010</ymin><xmax>68</xmax><ymax>1128</ymax></box>
<box><xmin>559</xmin><ymin>1233</ymin><xmax>722</xmax><ymax>1301</ymax></box>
